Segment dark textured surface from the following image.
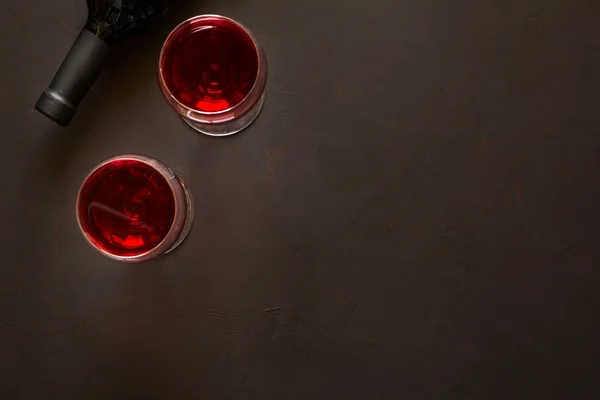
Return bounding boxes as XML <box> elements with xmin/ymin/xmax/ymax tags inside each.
<box><xmin>1</xmin><ymin>0</ymin><xmax>600</xmax><ymax>398</ymax></box>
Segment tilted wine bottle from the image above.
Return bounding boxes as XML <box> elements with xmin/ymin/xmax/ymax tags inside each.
<box><xmin>35</xmin><ymin>1</ymin><xmax>171</xmax><ymax>126</ymax></box>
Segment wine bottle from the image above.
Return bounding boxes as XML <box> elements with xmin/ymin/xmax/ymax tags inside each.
<box><xmin>35</xmin><ymin>0</ymin><xmax>171</xmax><ymax>126</ymax></box>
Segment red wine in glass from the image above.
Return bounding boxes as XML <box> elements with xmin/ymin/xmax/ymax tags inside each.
<box><xmin>77</xmin><ymin>155</ymin><xmax>193</xmax><ymax>262</ymax></box>
<box><xmin>159</xmin><ymin>15</ymin><xmax>268</xmax><ymax>136</ymax></box>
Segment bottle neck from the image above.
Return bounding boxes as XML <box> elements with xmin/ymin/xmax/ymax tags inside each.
<box><xmin>34</xmin><ymin>0</ymin><xmax>171</xmax><ymax>126</ymax></box>
<box><xmin>35</xmin><ymin>29</ymin><xmax>111</xmax><ymax>126</ymax></box>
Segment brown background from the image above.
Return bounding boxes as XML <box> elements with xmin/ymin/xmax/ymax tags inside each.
<box><xmin>1</xmin><ymin>0</ymin><xmax>600</xmax><ymax>398</ymax></box>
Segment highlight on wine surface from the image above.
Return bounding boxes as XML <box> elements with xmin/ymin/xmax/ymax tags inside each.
<box><xmin>35</xmin><ymin>1</ymin><xmax>171</xmax><ymax>126</ymax></box>
<box><xmin>76</xmin><ymin>154</ymin><xmax>193</xmax><ymax>263</ymax></box>
<box><xmin>159</xmin><ymin>15</ymin><xmax>268</xmax><ymax>136</ymax></box>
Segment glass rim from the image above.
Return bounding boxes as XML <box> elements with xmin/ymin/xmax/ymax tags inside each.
<box><xmin>158</xmin><ymin>14</ymin><xmax>268</xmax><ymax>124</ymax></box>
<box><xmin>76</xmin><ymin>154</ymin><xmax>190</xmax><ymax>263</ymax></box>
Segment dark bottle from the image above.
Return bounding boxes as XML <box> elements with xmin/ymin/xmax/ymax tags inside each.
<box><xmin>35</xmin><ymin>0</ymin><xmax>171</xmax><ymax>126</ymax></box>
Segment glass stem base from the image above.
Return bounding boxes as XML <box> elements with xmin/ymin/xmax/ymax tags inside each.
<box><xmin>165</xmin><ymin>178</ymin><xmax>194</xmax><ymax>254</ymax></box>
